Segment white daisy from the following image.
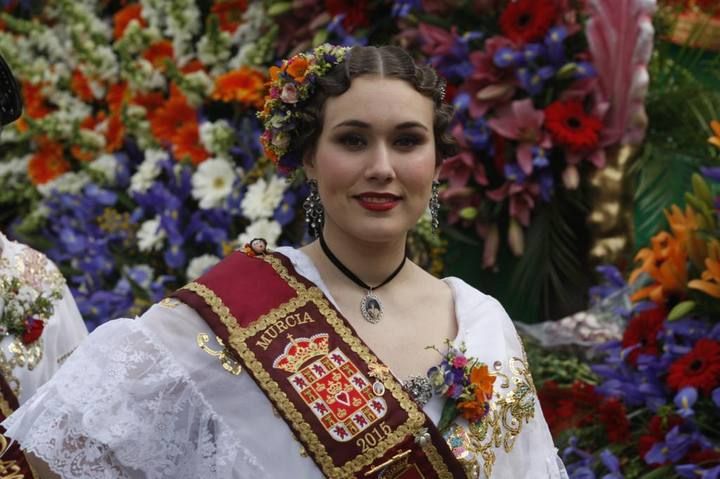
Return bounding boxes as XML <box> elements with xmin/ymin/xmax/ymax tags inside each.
<box><xmin>241</xmin><ymin>175</ymin><xmax>286</xmax><ymax>221</ymax></box>
<box><xmin>185</xmin><ymin>254</ymin><xmax>221</xmax><ymax>281</ymax></box>
<box><xmin>237</xmin><ymin>219</ymin><xmax>282</xmax><ymax>248</ymax></box>
<box><xmin>191</xmin><ymin>158</ymin><xmax>237</xmax><ymax>209</ymax></box>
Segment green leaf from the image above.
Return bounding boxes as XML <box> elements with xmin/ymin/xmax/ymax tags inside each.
<box><xmin>668</xmin><ymin>300</ymin><xmax>696</xmax><ymax>321</ymax></box>
<box><xmin>267</xmin><ymin>2</ymin><xmax>292</xmax><ymax>16</ymax></box>
<box><xmin>437</xmin><ymin>399</ymin><xmax>458</xmax><ymax>432</ymax></box>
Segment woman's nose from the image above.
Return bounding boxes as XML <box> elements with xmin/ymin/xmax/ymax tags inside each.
<box><xmin>364</xmin><ymin>143</ymin><xmax>396</xmax><ymax>182</ymax></box>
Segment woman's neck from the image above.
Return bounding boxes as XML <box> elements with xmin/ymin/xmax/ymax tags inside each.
<box><xmin>306</xmin><ymin>227</ymin><xmax>408</xmax><ymax>288</ymax></box>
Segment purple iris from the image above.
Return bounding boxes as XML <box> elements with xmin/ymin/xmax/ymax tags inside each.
<box><xmin>674</xmin><ymin>387</ymin><xmax>698</xmax><ymax>418</ymax></box>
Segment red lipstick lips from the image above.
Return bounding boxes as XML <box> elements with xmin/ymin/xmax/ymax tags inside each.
<box><xmin>354</xmin><ymin>192</ymin><xmax>401</xmax><ymax>212</ymax></box>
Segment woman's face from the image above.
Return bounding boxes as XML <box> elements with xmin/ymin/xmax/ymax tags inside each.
<box><xmin>305</xmin><ymin>75</ymin><xmax>437</xmax><ymax>244</ymax></box>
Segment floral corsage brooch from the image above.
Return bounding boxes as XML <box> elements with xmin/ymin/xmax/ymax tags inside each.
<box><xmin>427</xmin><ymin>340</ymin><xmax>496</xmax><ymax>431</ymax></box>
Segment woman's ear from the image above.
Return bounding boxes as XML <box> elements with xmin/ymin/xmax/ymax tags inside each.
<box><xmin>303</xmin><ymin>150</ymin><xmax>316</xmax><ymax>179</ymax></box>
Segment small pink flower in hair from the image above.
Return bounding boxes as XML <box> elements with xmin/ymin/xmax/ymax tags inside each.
<box><xmin>281</xmin><ymin>83</ymin><xmax>299</xmax><ymax>103</ymax></box>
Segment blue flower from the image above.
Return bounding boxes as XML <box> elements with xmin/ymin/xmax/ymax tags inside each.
<box><xmin>674</xmin><ymin>387</ymin><xmax>698</xmax><ymax>418</ymax></box>
<box><xmin>701</xmin><ymin>166</ymin><xmax>720</xmax><ymax>182</ymax></box>
<box><xmin>599</xmin><ymin>449</ymin><xmax>623</xmax><ymax>479</ymax></box>
<box><xmin>545</xmin><ymin>26</ymin><xmax>568</xmax><ymax>66</ymax></box>
<box><xmin>712</xmin><ymin>387</ymin><xmax>720</xmax><ymax>408</ymax></box>
<box><xmin>391</xmin><ymin>0</ymin><xmax>421</xmax><ymax>17</ymax></box>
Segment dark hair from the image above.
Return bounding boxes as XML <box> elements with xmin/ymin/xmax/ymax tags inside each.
<box><xmin>296</xmin><ymin>45</ymin><xmax>458</xmax><ymax>165</ymax></box>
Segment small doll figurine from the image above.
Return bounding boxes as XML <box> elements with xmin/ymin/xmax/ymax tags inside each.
<box><xmin>242</xmin><ymin>238</ymin><xmax>268</xmax><ymax>257</ymax></box>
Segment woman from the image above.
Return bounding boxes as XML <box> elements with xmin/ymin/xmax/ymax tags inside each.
<box><xmin>3</xmin><ymin>45</ymin><xmax>567</xmax><ymax>478</ymax></box>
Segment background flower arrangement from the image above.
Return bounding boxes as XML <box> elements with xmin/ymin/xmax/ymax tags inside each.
<box><xmin>0</xmin><ymin>0</ymin><xmax>644</xmax><ymax>328</ymax></box>
<box><xmin>535</xmin><ymin>133</ymin><xmax>720</xmax><ymax>478</ymax></box>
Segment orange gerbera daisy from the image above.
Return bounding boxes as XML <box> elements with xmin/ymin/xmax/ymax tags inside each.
<box><xmin>181</xmin><ymin>59</ymin><xmax>205</xmax><ymax>75</ymax></box>
<box><xmin>113</xmin><ymin>4</ymin><xmax>146</xmax><ymax>39</ymax></box>
<box><xmin>28</xmin><ymin>140</ymin><xmax>70</xmax><ymax>185</ymax></box>
<box><xmin>211</xmin><ymin>67</ymin><xmax>266</xmax><ymax>108</ymax></box>
<box><xmin>172</xmin><ymin>122</ymin><xmax>209</xmax><ymax>165</ymax></box>
<box><xmin>107</xmin><ymin>82</ymin><xmax>130</xmax><ymax>114</ymax></box>
<box><xmin>150</xmin><ymin>93</ymin><xmax>196</xmax><ymax>142</ymax></box>
<box><xmin>210</xmin><ymin>0</ymin><xmax>248</xmax><ymax>32</ymax></box>
<box><xmin>105</xmin><ymin>113</ymin><xmax>125</xmax><ymax>152</ymax></box>
<box><xmin>709</xmin><ymin>120</ymin><xmax>720</xmax><ymax>149</ymax></box>
<box><xmin>71</xmin><ymin>69</ymin><xmax>94</xmax><ymax>102</ymax></box>
<box><xmin>132</xmin><ymin>91</ymin><xmax>165</xmax><ymax>116</ymax></box>
<box><xmin>630</xmin><ymin>231</ymin><xmax>688</xmax><ymax>304</ymax></box>
<box><xmin>143</xmin><ymin>40</ymin><xmax>174</xmax><ymax>70</ymax></box>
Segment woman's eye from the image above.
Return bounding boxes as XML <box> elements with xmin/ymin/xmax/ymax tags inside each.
<box><xmin>339</xmin><ymin>134</ymin><xmax>366</xmax><ymax>149</ymax></box>
<box><xmin>394</xmin><ymin>136</ymin><xmax>422</xmax><ymax>148</ymax></box>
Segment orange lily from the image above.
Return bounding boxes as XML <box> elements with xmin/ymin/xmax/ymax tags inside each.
<box><xmin>709</xmin><ymin>120</ymin><xmax>720</xmax><ymax>149</ymax></box>
<box><xmin>630</xmin><ymin>231</ymin><xmax>688</xmax><ymax>304</ymax></box>
<box><xmin>665</xmin><ymin>205</ymin><xmax>707</xmax><ymax>269</ymax></box>
<box><xmin>689</xmin><ymin>240</ymin><xmax>720</xmax><ymax>298</ymax></box>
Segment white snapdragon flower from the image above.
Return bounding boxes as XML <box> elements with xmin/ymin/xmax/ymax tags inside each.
<box><xmin>37</xmin><ymin>172</ymin><xmax>91</xmax><ymax>197</ymax></box>
<box><xmin>89</xmin><ymin>154</ymin><xmax>119</xmax><ymax>183</ymax></box>
<box><xmin>0</xmin><ymin>156</ymin><xmax>30</xmax><ymax>178</ymax></box>
<box><xmin>137</xmin><ymin>216</ymin><xmax>166</xmax><ymax>252</ymax></box>
<box><xmin>130</xmin><ymin>148</ymin><xmax>168</xmax><ymax>193</ymax></box>
<box><xmin>199</xmin><ymin>120</ymin><xmax>234</xmax><ymax>156</ymax></box>
<box><xmin>185</xmin><ymin>254</ymin><xmax>221</xmax><ymax>281</ymax></box>
<box><xmin>241</xmin><ymin>175</ymin><xmax>287</xmax><ymax>221</ymax></box>
<box><xmin>197</xmin><ymin>30</ymin><xmax>232</xmax><ymax>68</ymax></box>
<box><xmin>237</xmin><ymin>219</ymin><xmax>282</xmax><ymax>249</ymax></box>
<box><xmin>191</xmin><ymin>158</ymin><xmax>237</xmax><ymax>209</ymax></box>
<box><xmin>182</xmin><ymin>71</ymin><xmax>214</xmax><ymax>107</ymax></box>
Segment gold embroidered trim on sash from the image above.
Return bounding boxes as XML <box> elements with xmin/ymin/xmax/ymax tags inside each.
<box><xmin>181</xmin><ymin>254</ymin><xmax>431</xmax><ymax>478</ymax></box>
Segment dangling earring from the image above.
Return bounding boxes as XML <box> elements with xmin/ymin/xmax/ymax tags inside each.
<box><xmin>303</xmin><ymin>179</ymin><xmax>324</xmax><ymax>238</ymax></box>
<box><xmin>429</xmin><ymin>180</ymin><xmax>440</xmax><ymax>232</ymax></box>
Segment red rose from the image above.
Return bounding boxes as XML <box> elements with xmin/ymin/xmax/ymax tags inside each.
<box><xmin>22</xmin><ymin>319</ymin><xmax>45</xmax><ymax>345</ymax></box>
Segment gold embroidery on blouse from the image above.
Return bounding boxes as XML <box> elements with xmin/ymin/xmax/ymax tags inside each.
<box><xmin>179</xmin><ymin>254</ymin><xmax>435</xmax><ymax>479</ymax></box>
<box><xmin>0</xmin><ymin>338</ymin><xmax>44</xmax><ymax>398</ymax></box>
<box><xmin>196</xmin><ymin>333</ymin><xmax>242</xmax><ymax>375</ymax></box>
<box><xmin>443</xmin><ymin>424</ymin><xmax>480</xmax><ymax>479</ymax></box>
<box><xmin>465</xmin><ymin>356</ymin><xmax>537</xmax><ymax>479</ymax></box>
<box><xmin>158</xmin><ymin>297</ymin><xmax>181</xmax><ymax>309</ymax></box>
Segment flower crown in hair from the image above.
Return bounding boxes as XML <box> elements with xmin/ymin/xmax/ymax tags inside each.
<box><xmin>258</xmin><ymin>44</ymin><xmax>351</xmax><ymax>173</ymax></box>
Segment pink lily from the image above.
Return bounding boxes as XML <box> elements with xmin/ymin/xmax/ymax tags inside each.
<box><xmin>487</xmin><ymin>99</ymin><xmax>552</xmax><ymax>175</ymax></box>
<box><xmin>465</xmin><ymin>36</ymin><xmax>517</xmax><ymax>118</ymax></box>
<box><xmin>438</xmin><ymin>123</ymin><xmax>489</xmax><ymax>188</ymax></box>
<box><xmin>486</xmin><ymin>181</ymin><xmax>539</xmax><ymax>227</ymax></box>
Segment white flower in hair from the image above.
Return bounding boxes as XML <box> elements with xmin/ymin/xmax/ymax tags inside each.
<box><xmin>137</xmin><ymin>216</ymin><xmax>166</xmax><ymax>252</ymax></box>
<box><xmin>237</xmin><ymin>219</ymin><xmax>282</xmax><ymax>249</ymax></box>
<box><xmin>191</xmin><ymin>157</ymin><xmax>237</xmax><ymax>209</ymax></box>
<box><xmin>186</xmin><ymin>254</ymin><xmax>221</xmax><ymax>281</ymax></box>
<box><xmin>241</xmin><ymin>175</ymin><xmax>286</xmax><ymax>221</ymax></box>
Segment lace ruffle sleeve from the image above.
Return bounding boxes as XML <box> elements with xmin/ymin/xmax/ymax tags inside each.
<box><xmin>2</xmin><ymin>315</ymin><xmax>265</xmax><ymax>479</ymax></box>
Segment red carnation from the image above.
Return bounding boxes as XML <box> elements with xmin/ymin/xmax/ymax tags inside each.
<box><xmin>499</xmin><ymin>0</ymin><xmax>556</xmax><ymax>45</ymax></box>
<box><xmin>598</xmin><ymin>398</ymin><xmax>630</xmax><ymax>443</ymax></box>
<box><xmin>667</xmin><ymin>339</ymin><xmax>720</xmax><ymax>395</ymax></box>
<box><xmin>544</xmin><ymin>100</ymin><xmax>603</xmax><ymax>151</ymax></box>
<box><xmin>22</xmin><ymin>319</ymin><xmax>45</xmax><ymax>345</ymax></box>
<box><xmin>622</xmin><ymin>307</ymin><xmax>666</xmax><ymax>366</ymax></box>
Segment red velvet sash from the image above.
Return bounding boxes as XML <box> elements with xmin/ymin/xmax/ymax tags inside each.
<box><xmin>0</xmin><ymin>373</ymin><xmax>37</xmax><ymax>478</ymax></box>
<box><xmin>172</xmin><ymin>251</ymin><xmax>467</xmax><ymax>479</ymax></box>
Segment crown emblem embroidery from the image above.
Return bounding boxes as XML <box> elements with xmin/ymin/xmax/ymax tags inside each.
<box><xmin>273</xmin><ymin>333</ymin><xmax>329</xmax><ymax>373</ymax></box>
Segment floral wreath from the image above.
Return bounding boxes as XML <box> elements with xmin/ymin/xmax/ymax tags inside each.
<box><xmin>258</xmin><ymin>43</ymin><xmax>351</xmax><ymax>173</ymax></box>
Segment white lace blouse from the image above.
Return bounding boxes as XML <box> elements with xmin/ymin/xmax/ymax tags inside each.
<box><xmin>2</xmin><ymin>247</ymin><xmax>568</xmax><ymax>479</ymax></box>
